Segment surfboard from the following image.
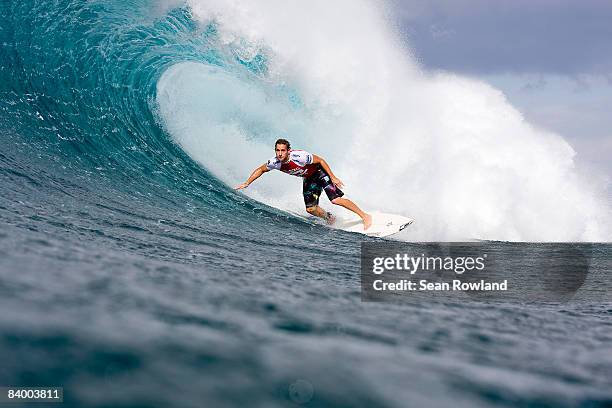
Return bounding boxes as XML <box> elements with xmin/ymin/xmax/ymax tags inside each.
<box><xmin>334</xmin><ymin>212</ymin><xmax>414</xmax><ymax>238</ymax></box>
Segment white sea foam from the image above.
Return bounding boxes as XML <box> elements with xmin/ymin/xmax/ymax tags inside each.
<box><xmin>156</xmin><ymin>0</ymin><xmax>611</xmax><ymax>241</ymax></box>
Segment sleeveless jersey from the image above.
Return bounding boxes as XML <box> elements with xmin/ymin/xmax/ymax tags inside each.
<box><xmin>266</xmin><ymin>150</ymin><xmax>319</xmax><ymax>178</ymax></box>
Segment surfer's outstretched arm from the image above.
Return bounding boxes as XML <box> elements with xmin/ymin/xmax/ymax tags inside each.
<box><xmin>235</xmin><ymin>164</ymin><xmax>269</xmax><ymax>190</ymax></box>
<box><xmin>312</xmin><ymin>155</ymin><xmax>344</xmax><ymax>188</ymax></box>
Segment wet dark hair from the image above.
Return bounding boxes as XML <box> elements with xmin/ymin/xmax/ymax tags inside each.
<box><xmin>275</xmin><ymin>138</ymin><xmax>291</xmax><ymax>150</ymax></box>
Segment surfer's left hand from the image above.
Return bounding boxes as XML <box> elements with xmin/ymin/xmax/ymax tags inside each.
<box><xmin>331</xmin><ymin>177</ymin><xmax>344</xmax><ymax>189</ymax></box>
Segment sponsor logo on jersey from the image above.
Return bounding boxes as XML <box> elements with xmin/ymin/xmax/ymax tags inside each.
<box><xmin>286</xmin><ymin>168</ymin><xmax>308</xmax><ymax>176</ymax></box>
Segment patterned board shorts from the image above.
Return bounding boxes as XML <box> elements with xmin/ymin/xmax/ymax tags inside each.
<box><xmin>302</xmin><ymin>168</ymin><xmax>344</xmax><ymax>208</ymax></box>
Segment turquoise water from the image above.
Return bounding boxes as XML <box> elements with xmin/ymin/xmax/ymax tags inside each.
<box><xmin>1</xmin><ymin>1</ymin><xmax>612</xmax><ymax>407</ymax></box>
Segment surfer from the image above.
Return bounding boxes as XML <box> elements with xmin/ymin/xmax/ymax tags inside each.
<box><xmin>235</xmin><ymin>139</ymin><xmax>372</xmax><ymax>229</ymax></box>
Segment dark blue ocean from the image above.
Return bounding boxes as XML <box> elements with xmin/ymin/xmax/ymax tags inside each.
<box><xmin>1</xmin><ymin>1</ymin><xmax>611</xmax><ymax>407</ymax></box>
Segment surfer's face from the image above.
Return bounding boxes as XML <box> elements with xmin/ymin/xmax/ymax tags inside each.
<box><xmin>275</xmin><ymin>144</ymin><xmax>289</xmax><ymax>161</ymax></box>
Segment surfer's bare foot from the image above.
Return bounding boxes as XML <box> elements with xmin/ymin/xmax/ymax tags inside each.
<box><xmin>362</xmin><ymin>213</ymin><xmax>372</xmax><ymax>230</ymax></box>
<box><xmin>325</xmin><ymin>212</ymin><xmax>336</xmax><ymax>225</ymax></box>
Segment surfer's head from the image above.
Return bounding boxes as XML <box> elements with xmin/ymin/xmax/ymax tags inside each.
<box><xmin>275</xmin><ymin>139</ymin><xmax>291</xmax><ymax>161</ymax></box>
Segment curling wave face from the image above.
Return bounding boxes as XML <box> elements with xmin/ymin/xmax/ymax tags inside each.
<box><xmin>158</xmin><ymin>0</ymin><xmax>610</xmax><ymax>241</ymax></box>
<box><xmin>1</xmin><ymin>0</ymin><xmax>610</xmax><ymax>242</ymax></box>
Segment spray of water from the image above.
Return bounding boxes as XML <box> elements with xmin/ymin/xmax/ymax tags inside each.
<box><xmin>156</xmin><ymin>0</ymin><xmax>611</xmax><ymax>241</ymax></box>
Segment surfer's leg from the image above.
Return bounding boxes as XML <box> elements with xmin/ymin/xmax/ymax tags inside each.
<box><xmin>303</xmin><ymin>176</ymin><xmax>333</xmax><ymax>222</ymax></box>
<box><xmin>305</xmin><ymin>205</ymin><xmax>329</xmax><ymax>220</ymax></box>
<box><xmin>305</xmin><ymin>206</ymin><xmax>323</xmax><ymax>216</ymax></box>
<box><xmin>320</xmin><ymin>178</ymin><xmax>371</xmax><ymax>229</ymax></box>
<box><xmin>330</xmin><ymin>197</ymin><xmax>372</xmax><ymax>229</ymax></box>
<box><xmin>305</xmin><ymin>206</ymin><xmax>336</xmax><ymax>224</ymax></box>
<box><xmin>303</xmin><ymin>179</ymin><xmax>321</xmax><ymax>207</ymax></box>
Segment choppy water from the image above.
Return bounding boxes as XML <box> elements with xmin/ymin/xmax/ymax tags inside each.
<box><xmin>1</xmin><ymin>0</ymin><xmax>611</xmax><ymax>407</ymax></box>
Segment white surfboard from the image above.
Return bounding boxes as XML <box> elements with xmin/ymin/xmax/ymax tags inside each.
<box><xmin>334</xmin><ymin>212</ymin><xmax>414</xmax><ymax>238</ymax></box>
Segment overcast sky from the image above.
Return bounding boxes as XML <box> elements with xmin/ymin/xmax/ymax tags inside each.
<box><xmin>391</xmin><ymin>0</ymin><xmax>612</xmax><ymax>180</ymax></box>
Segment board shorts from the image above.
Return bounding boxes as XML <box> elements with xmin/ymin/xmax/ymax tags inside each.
<box><xmin>303</xmin><ymin>168</ymin><xmax>344</xmax><ymax>208</ymax></box>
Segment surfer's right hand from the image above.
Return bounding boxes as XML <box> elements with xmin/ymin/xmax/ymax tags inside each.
<box><xmin>235</xmin><ymin>182</ymin><xmax>249</xmax><ymax>190</ymax></box>
<box><xmin>331</xmin><ymin>176</ymin><xmax>344</xmax><ymax>189</ymax></box>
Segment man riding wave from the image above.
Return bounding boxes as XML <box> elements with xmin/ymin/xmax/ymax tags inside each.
<box><xmin>235</xmin><ymin>139</ymin><xmax>372</xmax><ymax>229</ymax></box>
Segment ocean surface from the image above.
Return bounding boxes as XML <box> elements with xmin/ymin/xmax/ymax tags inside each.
<box><xmin>1</xmin><ymin>1</ymin><xmax>611</xmax><ymax>407</ymax></box>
